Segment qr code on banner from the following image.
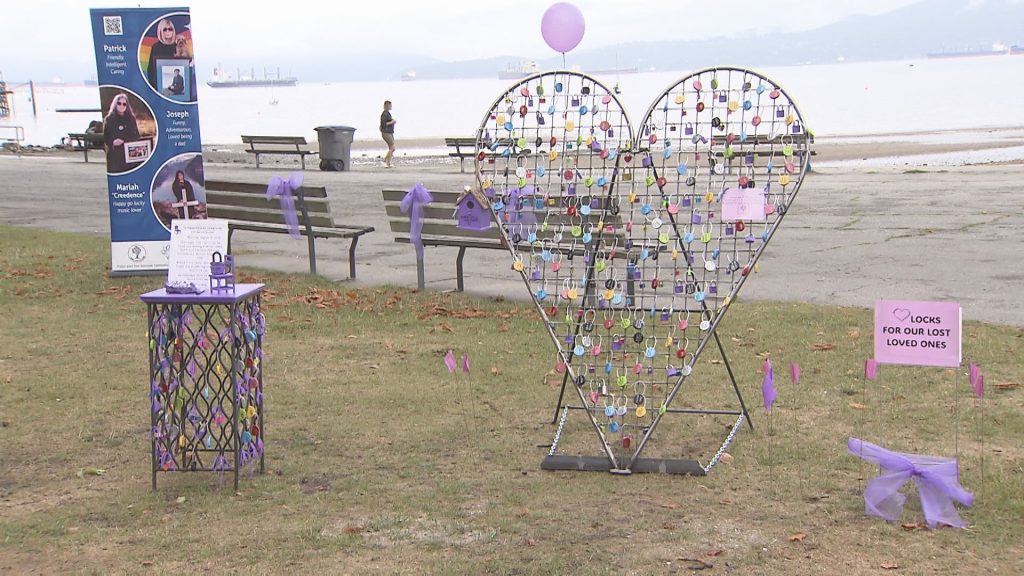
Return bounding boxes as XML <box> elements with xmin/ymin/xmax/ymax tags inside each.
<box><xmin>103</xmin><ymin>16</ymin><xmax>123</xmax><ymax>35</ymax></box>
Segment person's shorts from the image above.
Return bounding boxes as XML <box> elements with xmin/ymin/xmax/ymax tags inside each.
<box><xmin>382</xmin><ymin>132</ymin><xmax>395</xmax><ymax>147</ymax></box>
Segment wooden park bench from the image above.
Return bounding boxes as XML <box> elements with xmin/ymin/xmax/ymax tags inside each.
<box><xmin>444</xmin><ymin>137</ymin><xmax>478</xmax><ymax>173</ymax></box>
<box><xmin>66</xmin><ymin>132</ymin><xmax>104</xmax><ymax>162</ymax></box>
<box><xmin>206</xmin><ymin>179</ymin><xmax>373</xmax><ymax>279</ymax></box>
<box><xmin>382</xmin><ymin>188</ymin><xmax>628</xmax><ymax>291</ymax></box>
<box><xmin>240</xmin><ymin>135</ymin><xmax>318</xmax><ymax>170</ymax></box>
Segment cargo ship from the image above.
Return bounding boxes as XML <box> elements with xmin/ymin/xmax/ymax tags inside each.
<box><xmin>926</xmin><ymin>43</ymin><xmax>1009</xmax><ymax>59</ymax></box>
<box><xmin>207</xmin><ymin>66</ymin><xmax>297</xmax><ymax>88</ymax></box>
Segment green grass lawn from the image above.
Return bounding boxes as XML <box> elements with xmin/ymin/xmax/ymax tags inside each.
<box><xmin>1</xmin><ymin>225</ymin><xmax>1021</xmax><ymax>575</ymax></box>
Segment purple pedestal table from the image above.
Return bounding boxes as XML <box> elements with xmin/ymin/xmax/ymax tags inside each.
<box><xmin>140</xmin><ymin>284</ymin><xmax>266</xmax><ymax>490</ymax></box>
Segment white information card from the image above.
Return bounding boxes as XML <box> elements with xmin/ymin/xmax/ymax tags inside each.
<box><xmin>167</xmin><ymin>218</ymin><xmax>229</xmax><ymax>291</ymax></box>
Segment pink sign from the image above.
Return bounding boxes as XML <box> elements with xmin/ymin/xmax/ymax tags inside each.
<box><xmin>721</xmin><ymin>187</ymin><xmax>766</xmax><ymax>221</ymax></box>
<box><xmin>874</xmin><ymin>300</ymin><xmax>962</xmax><ymax>368</ymax></box>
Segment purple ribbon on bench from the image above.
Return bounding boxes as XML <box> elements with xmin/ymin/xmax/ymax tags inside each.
<box><xmin>400</xmin><ymin>183</ymin><xmax>433</xmax><ymax>260</ymax></box>
<box><xmin>265</xmin><ymin>172</ymin><xmax>303</xmax><ymax>239</ymax></box>
<box><xmin>847</xmin><ymin>438</ymin><xmax>973</xmax><ymax>528</ymax></box>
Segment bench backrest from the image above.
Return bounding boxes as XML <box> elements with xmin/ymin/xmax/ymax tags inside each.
<box><xmin>240</xmin><ymin>135</ymin><xmax>308</xmax><ymax>148</ymax></box>
<box><xmin>381</xmin><ymin>188</ymin><xmax>626</xmax><ymax>248</ymax></box>
<box><xmin>206</xmin><ymin>180</ymin><xmax>334</xmax><ymax>228</ymax></box>
<box><xmin>382</xmin><ymin>189</ymin><xmax>502</xmax><ymax>241</ymax></box>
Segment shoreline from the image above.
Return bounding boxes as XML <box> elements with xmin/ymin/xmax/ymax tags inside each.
<box><xmin>7</xmin><ymin>126</ymin><xmax>1024</xmax><ymax>168</ymax></box>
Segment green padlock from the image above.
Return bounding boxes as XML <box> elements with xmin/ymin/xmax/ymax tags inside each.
<box><xmin>645</xmin><ymin>175</ymin><xmax>655</xmax><ymax>187</ymax></box>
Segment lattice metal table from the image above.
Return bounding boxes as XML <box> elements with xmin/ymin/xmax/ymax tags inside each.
<box><xmin>140</xmin><ymin>284</ymin><xmax>266</xmax><ymax>490</ymax></box>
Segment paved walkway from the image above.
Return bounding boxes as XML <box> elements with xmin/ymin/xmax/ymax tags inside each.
<box><xmin>2</xmin><ymin>152</ymin><xmax>1022</xmax><ymax>326</ymax></box>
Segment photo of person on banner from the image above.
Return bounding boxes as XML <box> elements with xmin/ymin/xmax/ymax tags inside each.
<box><xmin>140</xmin><ymin>13</ymin><xmax>196</xmax><ymax>102</ymax></box>
<box><xmin>152</xmin><ymin>154</ymin><xmax>208</xmax><ymax>230</ymax></box>
<box><xmin>101</xmin><ymin>90</ymin><xmax>156</xmax><ymax>174</ymax></box>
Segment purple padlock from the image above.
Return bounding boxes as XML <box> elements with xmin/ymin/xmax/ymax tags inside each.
<box><xmin>725</xmin><ymin>225</ymin><xmax>734</xmax><ymax>236</ymax></box>
<box><xmin>685</xmin><ymin>123</ymin><xmax>693</xmax><ymax>135</ymax></box>
<box><xmin>709</xmin><ymin>282</ymin><xmax>718</xmax><ymax>294</ymax></box>
<box><xmin>612</xmin><ymin>338</ymin><xmax>624</xmax><ymax>351</ymax></box>
<box><xmin>682</xmin><ymin>197</ymin><xmax>692</xmax><ymax>207</ymax></box>
<box><xmin>642</xmin><ymin>155</ymin><xmax>652</xmax><ymax>167</ymax></box>
<box><xmin>691</xmin><ymin>213</ymin><xmax>702</xmax><ymax>224</ymax></box>
<box><xmin>607</xmin><ymin>128</ymin><xmax>614</xmax><ymax>137</ymax></box>
<box><xmin>674</xmin><ymin>281</ymin><xmax>685</xmax><ymax>294</ymax></box>
<box><xmin>792</xmin><ymin>122</ymin><xmax>802</xmax><ymax>134</ymax></box>
<box><xmin>531</xmin><ymin>270</ymin><xmax>542</xmax><ymax>281</ymax></box>
<box><xmin>776</xmin><ymin>106</ymin><xmax>785</xmax><ymax>118</ymax></box>
<box><xmin>567</xmin><ymin>183</ymin><xmax>576</xmax><ymax>195</ymax></box>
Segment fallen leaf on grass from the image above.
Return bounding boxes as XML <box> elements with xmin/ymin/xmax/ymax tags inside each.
<box><xmin>499</xmin><ymin>322</ymin><xmax>509</xmax><ymax>332</ymax></box>
<box><xmin>75</xmin><ymin>467</ymin><xmax>106</xmax><ymax>477</ymax></box>
<box><xmin>719</xmin><ymin>452</ymin><xmax>733</xmax><ymax>464</ymax></box>
<box><xmin>811</xmin><ymin>343</ymin><xmax>837</xmax><ymax>351</ymax></box>
<box><xmin>788</xmin><ymin>532</ymin><xmax>807</xmax><ymax>542</ymax></box>
<box><xmin>662</xmin><ymin>523</ymin><xmax>676</xmax><ymax>529</ymax></box>
<box><xmin>175</xmin><ymin>496</ymin><xmax>186</xmax><ymax>503</ymax></box>
<box><xmin>490</xmin><ymin>366</ymin><xmax>502</xmax><ymax>376</ymax></box>
<box><xmin>705</xmin><ymin>549</ymin><xmax>723</xmax><ymax>557</ymax></box>
<box><xmin>438</xmin><ymin>322</ymin><xmax>454</xmax><ymax>333</ymax></box>
<box><xmin>366</xmin><ymin>364</ymin><xmax>380</xmax><ymax>371</ymax></box>
<box><xmin>526</xmin><ymin>538</ymin><xmax>537</xmax><ymax>547</ymax></box>
<box><xmin>342</xmin><ymin>525</ymin><xmax>364</xmax><ymax>534</ymax></box>
<box><xmin>719</xmin><ymin>498</ymin><xmax>735</xmax><ymax>505</ymax></box>
<box><xmin>901</xmin><ymin>523</ymin><xmax>926</xmax><ymax>531</ymax></box>
<box><xmin>993</xmin><ymin>382</ymin><xmax>1019</xmax><ymax>390</ymax></box>
<box><xmin>678</xmin><ymin>557</ymin><xmax>713</xmax><ymax>570</ymax></box>
<box><xmin>880</xmin><ymin>562</ymin><xmax>899</xmax><ymax>570</ymax></box>
<box><xmin>848</xmin><ymin>402</ymin><xmax>866</xmax><ymax>410</ymax></box>
<box><xmin>660</xmin><ymin>502</ymin><xmax>679</xmax><ymax>509</ymax></box>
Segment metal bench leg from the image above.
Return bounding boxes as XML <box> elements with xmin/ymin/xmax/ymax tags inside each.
<box><xmin>455</xmin><ymin>246</ymin><xmax>467</xmax><ymax>292</ymax></box>
<box><xmin>307</xmin><ymin>235</ymin><xmax>317</xmax><ymax>275</ymax></box>
<box><xmin>255</xmin><ymin>153</ymin><xmax>261</xmax><ymax>169</ymax></box>
<box><xmin>348</xmin><ymin>237</ymin><xmax>360</xmax><ymax>280</ymax></box>
<box><xmin>416</xmin><ymin>256</ymin><xmax>425</xmax><ymax>290</ymax></box>
<box><xmin>227</xmin><ymin>227</ymin><xmax>235</xmax><ymax>254</ymax></box>
<box><xmin>300</xmin><ymin>155</ymin><xmax>305</xmax><ymax>170</ymax></box>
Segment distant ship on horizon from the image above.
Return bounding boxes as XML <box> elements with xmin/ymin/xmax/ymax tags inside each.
<box><xmin>207</xmin><ymin>66</ymin><xmax>297</xmax><ymax>88</ymax></box>
<box><xmin>498</xmin><ymin>61</ymin><xmax>539</xmax><ymax>80</ymax></box>
<box><xmin>926</xmin><ymin>43</ymin><xmax>1011</xmax><ymax>59</ymax></box>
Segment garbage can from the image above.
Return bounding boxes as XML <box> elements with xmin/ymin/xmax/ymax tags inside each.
<box><xmin>314</xmin><ymin>125</ymin><xmax>356</xmax><ymax>171</ymax></box>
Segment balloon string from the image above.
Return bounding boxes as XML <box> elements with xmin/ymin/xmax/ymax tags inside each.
<box><xmin>562</xmin><ymin>53</ymin><xmax>566</xmax><ymax>69</ymax></box>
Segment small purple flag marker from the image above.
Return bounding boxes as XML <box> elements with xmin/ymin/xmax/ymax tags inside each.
<box><xmin>761</xmin><ymin>358</ymin><xmax>776</xmax><ymax>413</ymax></box>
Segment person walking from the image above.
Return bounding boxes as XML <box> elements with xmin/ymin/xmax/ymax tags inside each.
<box><xmin>380</xmin><ymin>100</ymin><xmax>396</xmax><ymax>168</ymax></box>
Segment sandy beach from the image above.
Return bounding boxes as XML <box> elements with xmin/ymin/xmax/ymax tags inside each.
<box><xmin>3</xmin><ymin>127</ymin><xmax>1023</xmax><ymax>327</ymax></box>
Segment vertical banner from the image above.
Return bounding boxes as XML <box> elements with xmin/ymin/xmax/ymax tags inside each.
<box><xmin>90</xmin><ymin>7</ymin><xmax>206</xmax><ymax>275</ymax></box>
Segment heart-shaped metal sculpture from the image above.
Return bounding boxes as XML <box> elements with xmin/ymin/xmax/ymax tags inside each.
<box><xmin>474</xmin><ymin>67</ymin><xmax>811</xmax><ymax>474</ymax></box>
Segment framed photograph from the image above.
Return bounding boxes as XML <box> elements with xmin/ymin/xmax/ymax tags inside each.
<box><xmin>125</xmin><ymin>139</ymin><xmax>152</xmax><ymax>163</ymax></box>
<box><xmin>157</xmin><ymin>58</ymin><xmax>191</xmax><ymax>101</ymax></box>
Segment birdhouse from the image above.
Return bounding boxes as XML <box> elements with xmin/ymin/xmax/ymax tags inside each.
<box><xmin>456</xmin><ymin>188</ymin><xmax>492</xmax><ymax>231</ymax></box>
<box><xmin>209</xmin><ymin>251</ymin><xmax>236</xmax><ymax>293</ymax></box>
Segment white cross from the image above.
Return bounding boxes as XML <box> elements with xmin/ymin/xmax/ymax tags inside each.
<box><xmin>171</xmin><ymin>185</ymin><xmax>200</xmax><ymax>219</ymax></box>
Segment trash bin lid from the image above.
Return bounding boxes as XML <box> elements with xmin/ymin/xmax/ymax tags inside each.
<box><xmin>315</xmin><ymin>125</ymin><xmax>357</xmax><ymax>131</ymax></box>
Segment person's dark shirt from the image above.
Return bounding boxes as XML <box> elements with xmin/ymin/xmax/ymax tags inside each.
<box><xmin>170</xmin><ymin>73</ymin><xmax>184</xmax><ymax>95</ymax></box>
<box><xmin>380</xmin><ymin>110</ymin><xmax>394</xmax><ymax>134</ymax></box>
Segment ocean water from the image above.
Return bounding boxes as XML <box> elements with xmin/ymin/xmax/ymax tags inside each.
<box><xmin>4</xmin><ymin>55</ymin><xmax>1024</xmax><ymax>149</ymax></box>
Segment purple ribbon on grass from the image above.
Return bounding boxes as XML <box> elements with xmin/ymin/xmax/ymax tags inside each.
<box><xmin>266</xmin><ymin>172</ymin><xmax>303</xmax><ymax>239</ymax></box>
<box><xmin>847</xmin><ymin>437</ymin><xmax>973</xmax><ymax>528</ymax></box>
<box><xmin>400</xmin><ymin>183</ymin><xmax>433</xmax><ymax>261</ymax></box>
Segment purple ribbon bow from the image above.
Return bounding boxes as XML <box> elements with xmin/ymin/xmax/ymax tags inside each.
<box><xmin>400</xmin><ymin>183</ymin><xmax>433</xmax><ymax>260</ymax></box>
<box><xmin>847</xmin><ymin>438</ymin><xmax>973</xmax><ymax>528</ymax></box>
<box><xmin>266</xmin><ymin>172</ymin><xmax>303</xmax><ymax>239</ymax></box>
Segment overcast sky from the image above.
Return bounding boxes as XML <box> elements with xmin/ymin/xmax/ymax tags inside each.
<box><xmin>3</xmin><ymin>0</ymin><xmax>925</xmax><ymax>80</ymax></box>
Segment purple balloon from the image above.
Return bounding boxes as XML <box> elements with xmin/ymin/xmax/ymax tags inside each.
<box><xmin>541</xmin><ymin>2</ymin><xmax>585</xmax><ymax>54</ymax></box>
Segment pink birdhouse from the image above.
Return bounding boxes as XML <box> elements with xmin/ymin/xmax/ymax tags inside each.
<box><xmin>456</xmin><ymin>189</ymin><xmax>492</xmax><ymax>231</ymax></box>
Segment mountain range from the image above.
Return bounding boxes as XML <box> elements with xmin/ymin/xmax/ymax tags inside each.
<box><xmin>296</xmin><ymin>0</ymin><xmax>1024</xmax><ymax>82</ymax></box>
